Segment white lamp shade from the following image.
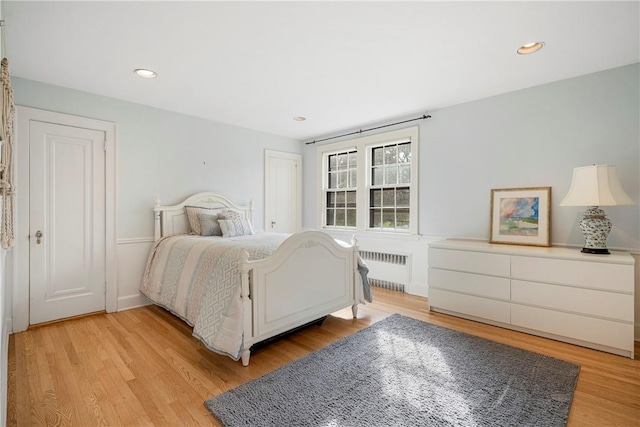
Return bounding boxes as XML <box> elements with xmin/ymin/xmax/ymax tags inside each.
<box><xmin>560</xmin><ymin>164</ymin><xmax>634</xmax><ymax>206</ymax></box>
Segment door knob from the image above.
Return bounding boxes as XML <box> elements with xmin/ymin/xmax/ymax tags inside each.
<box><xmin>271</xmin><ymin>221</ymin><xmax>276</xmax><ymax>228</ymax></box>
<box><xmin>35</xmin><ymin>230</ymin><xmax>43</xmax><ymax>244</ymax></box>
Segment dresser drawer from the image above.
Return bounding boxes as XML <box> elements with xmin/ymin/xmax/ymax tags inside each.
<box><xmin>428</xmin><ymin>248</ymin><xmax>510</xmax><ymax>277</ymax></box>
<box><xmin>511</xmin><ymin>304</ymin><xmax>634</xmax><ymax>352</ymax></box>
<box><xmin>429</xmin><ymin>288</ymin><xmax>510</xmax><ymax>324</ymax></box>
<box><xmin>511</xmin><ymin>280</ymin><xmax>633</xmax><ymax>322</ymax></box>
<box><xmin>511</xmin><ymin>256</ymin><xmax>634</xmax><ymax>292</ymax></box>
<box><xmin>429</xmin><ymin>268</ymin><xmax>510</xmax><ymax>300</ymax></box>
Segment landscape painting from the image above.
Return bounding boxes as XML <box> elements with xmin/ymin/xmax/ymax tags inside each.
<box><xmin>490</xmin><ymin>187</ymin><xmax>551</xmax><ymax>247</ymax></box>
<box><xmin>499</xmin><ymin>197</ymin><xmax>539</xmax><ymax>236</ymax></box>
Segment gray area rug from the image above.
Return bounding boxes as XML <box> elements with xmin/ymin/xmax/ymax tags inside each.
<box><xmin>205</xmin><ymin>314</ymin><xmax>580</xmax><ymax>426</ymax></box>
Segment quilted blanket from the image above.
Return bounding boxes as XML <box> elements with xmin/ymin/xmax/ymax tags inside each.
<box><xmin>141</xmin><ymin>233</ymin><xmax>289</xmax><ymax>360</ymax></box>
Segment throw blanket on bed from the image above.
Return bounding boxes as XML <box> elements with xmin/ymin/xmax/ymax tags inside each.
<box><xmin>141</xmin><ymin>234</ymin><xmax>289</xmax><ymax>360</ymax></box>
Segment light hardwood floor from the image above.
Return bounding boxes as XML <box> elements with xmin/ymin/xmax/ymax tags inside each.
<box><xmin>7</xmin><ymin>287</ymin><xmax>640</xmax><ymax>426</ymax></box>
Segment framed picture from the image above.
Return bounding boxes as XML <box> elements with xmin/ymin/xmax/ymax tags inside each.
<box><xmin>490</xmin><ymin>187</ymin><xmax>551</xmax><ymax>247</ymax></box>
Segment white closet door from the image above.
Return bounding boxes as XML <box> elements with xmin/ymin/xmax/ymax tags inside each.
<box><xmin>29</xmin><ymin>121</ymin><xmax>106</xmax><ymax>324</ymax></box>
<box><xmin>265</xmin><ymin>150</ymin><xmax>301</xmax><ymax>233</ymax></box>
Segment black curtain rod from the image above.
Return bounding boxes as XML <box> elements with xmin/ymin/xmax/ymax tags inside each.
<box><xmin>304</xmin><ymin>114</ymin><xmax>431</xmax><ymax>145</ymax></box>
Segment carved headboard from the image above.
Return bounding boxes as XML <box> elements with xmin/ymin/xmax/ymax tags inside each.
<box><xmin>154</xmin><ymin>192</ymin><xmax>253</xmax><ymax>240</ymax></box>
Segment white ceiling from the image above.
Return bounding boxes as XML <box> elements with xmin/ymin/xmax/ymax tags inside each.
<box><xmin>4</xmin><ymin>1</ymin><xmax>639</xmax><ymax>141</ymax></box>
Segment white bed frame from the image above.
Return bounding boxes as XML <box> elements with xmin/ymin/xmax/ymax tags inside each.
<box><xmin>153</xmin><ymin>192</ymin><xmax>360</xmax><ymax>366</ymax></box>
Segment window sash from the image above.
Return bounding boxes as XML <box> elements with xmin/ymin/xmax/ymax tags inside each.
<box><xmin>368</xmin><ymin>140</ymin><xmax>411</xmax><ymax>231</ymax></box>
<box><xmin>324</xmin><ymin>149</ymin><xmax>357</xmax><ymax>228</ymax></box>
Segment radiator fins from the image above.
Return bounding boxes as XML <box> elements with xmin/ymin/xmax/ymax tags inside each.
<box><xmin>368</xmin><ymin>278</ymin><xmax>405</xmax><ymax>293</ymax></box>
<box><xmin>359</xmin><ymin>250</ymin><xmax>407</xmax><ymax>265</ymax></box>
<box><xmin>359</xmin><ymin>250</ymin><xmax>408</xmax><ymax>293</ymax></box>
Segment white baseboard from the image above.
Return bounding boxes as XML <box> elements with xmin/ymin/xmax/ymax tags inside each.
<box><xmin>117</xmin><ymin>293</ymin><xmax>152</xmax><ymax>312</ymax></box>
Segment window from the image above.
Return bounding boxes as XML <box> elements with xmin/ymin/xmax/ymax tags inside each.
<box><xmin>324</xmin><ymin>150</ymin><xmax>357</xmax><ymax>227</ymax></box>
<box><xmin>369</xmin><ymin>141</ymin><xmax>411</xmax><ymax>230</ymax></box>
<box><xmin>317</xmin><ymin>126</ymin><xmax>419</xmax><ymax>234</ymax></box>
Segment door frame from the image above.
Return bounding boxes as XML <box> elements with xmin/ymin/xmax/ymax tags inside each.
<box><xmin>264</xmin><ymin>149</ymin><xmax>302</xmax><ymax>233</ymax></box>
<box><xmin>14</xmin><ymin>106</ymin><xmax>117</xmax><ymax>332</ymax></box>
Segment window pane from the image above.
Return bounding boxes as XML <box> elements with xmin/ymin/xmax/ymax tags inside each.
<box><xmin>347</xmin><ymin>191</ymin><xmax>357</xmax><ymax>207</ymax></box>
<box><xmin>396</xmin><ymin>209</ymin><xmax>410</xmax><ymax>229</ymax></box>
<box><xmin>398</xmin><ymin>143</ymin><xmax>411</xmax><ymax>163</ymax></box>
<box><xmin>346</xmin><ymin>209</ymin><xmax>356</xmax><ymax>227</ymax></box>
<box><xmin>396</xmin><ymin>188</ymin><xmax>410</xmax><ymax>207</ymax></box>
<box><xmin>384</xmin><ymin>166</ymin><xmax>397</xmax><ymax>185</ymax></box>
<box><xmin>326</xmin><ymin>209</ymin><xmax>334</xmax><ymax>226</ymax></box>
<box><xmin>329</xmin><ymin>154</ymin><xmax>337</xmax><ymax>171</ymax></box>
<box><xmin>399</xmin><ymin>165</ymin><xmax>410</xmax><ymax>184</ymax></box>
<box><xmin>373</xmin><ymin>147</ymin><xmax>383</xmax><ymax>166</ymax></box>
<box><xmin>349</xmin><ymin>151</ymin><xmax>357</xmax><ymax>168</ymax></box>
<box><xmin>382</xmin><ymin>209</ymin><xmax>395</xmax><ymax>228</ymax></box>
<box><xmin>327</xmin><ymin>192</ymin><xmax>336</xmax><ymax>208</ymax></box>
<box><xmin>336</xmin><ymin>191</ymin><xmax>345</xmax><ymax>207</ymax></box>
<box><xmin>370</xmin><ymin>209</ymin><xmax>381</xmax><ymax>228</ymax></box>
<box><xmin>384</xmin><ymin>146</ymin><xmax>397</xmax><ymax>165</ymax></box>
<box><xmin>329</xmin><ymin>172</ymin><xmax>337</xmax><ymax>188</ymax></box>
<box><xmin>370</xmin><ymin>189</ymin><xmax>381</xmax><ymax>207</ymax></box>
<box><xmin>372</xmin><ymin>167</ymin><xmax>383</xmax><ymax>186</ymax></box>
<box><xmin>336</xmin><ymin>209</ymin><xmax>346</xmax><ymax>226</ymax></box>
<box><xmin>338</xmin><ymin>171</ymin><xmax>348</xmax><ymax>188</ymax></box>
<box><xmin>349</xmin><ymin>170</ymin><xmax>357</xmax><ymax>188</ymax></box>
<box><xmin>338</xmin><ymin>153</ymin><xmax>348</xmax><ymax>170</ymax></box>
<box><xmin>382</xmin><ymin>188</ymin><xmax>395</xmax><ymax>206</ymax></box>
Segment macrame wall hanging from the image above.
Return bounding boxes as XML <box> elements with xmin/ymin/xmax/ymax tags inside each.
<box><xmin>0</xmin><ymin>57</ymin><xmax>15</xmax><ymax>249</ymax></box>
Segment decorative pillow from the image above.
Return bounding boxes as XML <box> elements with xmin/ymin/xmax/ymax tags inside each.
<box><xmin>197</xmin><ymin>211</ymin><xmax>223</xmax><ymax>236</ymax></box>
<box><xmin>217</xmin><ymin>210</ymin><xmax>242</xmax><ymax>220</ymax></box>
<box><xmin>219</xmin><ymin>218</ymin><xmax>255</xmax><ymax>238</ymax></box>
<box><xmin>185</xmin><ymin>206</ymin><xmax>220</xmax><ymax>235</ymax></box>
<box><xmin>185</xmin><ymin>206</ymin><xmax>204</xmax><ymax>235</ymax></box>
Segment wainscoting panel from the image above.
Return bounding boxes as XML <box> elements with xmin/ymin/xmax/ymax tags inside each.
<box><xmin>117</xmin><ymin>238</ymin><xmax>154</xmax><ymax>311</ymax></box>
<box><xmin>1</xmin><ymin>247</ymin><xmax>8</xmax><ymax>427</ymax></box>
<box><xmin>633</xmin><ymin>252</ymin><xmax>640</xmax><ymax>341</ymax></box>
<box><xmin>114</xmin><ymin>235</ymin><xmax>639</xmax><ymax>342</ymax></box>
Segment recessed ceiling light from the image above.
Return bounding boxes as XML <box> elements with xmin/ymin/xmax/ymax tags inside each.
<box><xmin>517</xmin><ymin>42</ymin><xmax>544</xmax><ymax>55</ymax></box>
<box><xmin>293</xmin><ymin>116</ymin><xmax>306</xmax><ymax>121</ymax></box>
<box><xmin>134</xmin><ymin>68</ymin><xmax>158</xmax><ymax>79</ymax></box>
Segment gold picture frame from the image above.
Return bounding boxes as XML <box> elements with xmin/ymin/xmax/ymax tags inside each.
<box><xmin>489</xmin><ymin>187</ymin><xmax>551</xmax><ymax>247</ymax></box>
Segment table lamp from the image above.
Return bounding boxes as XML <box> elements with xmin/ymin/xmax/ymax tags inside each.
<box><xmin>560</xmin><ymin>164</ymin><xmax>633</xmax><ymax>254</ymax></box>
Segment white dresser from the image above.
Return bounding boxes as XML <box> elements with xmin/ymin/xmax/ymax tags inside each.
<box><xmin>428</xmin><ymin>239</ymin><xmax>635</xmax><ymax>358</ymax></box>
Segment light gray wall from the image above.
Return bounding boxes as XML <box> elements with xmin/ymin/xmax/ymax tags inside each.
<box><xmin>12</xmin><ymin>77</ymin><xmax>302</xmax><ymax>239</ymax></box>
<box><xmin>303</xmin><ymin>63</ymin><xmax>640</xmax><ymax>251</ymax></box>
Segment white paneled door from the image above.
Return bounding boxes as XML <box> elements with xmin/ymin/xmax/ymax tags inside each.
<box><xmin>29</xmin><ymin>121</ymin><xmax>106</xmax><ymax>324</ymax></box>
<box><xmin>265</xmin><ymin>150</ymin><xmax>301</xmax><ymax>233</ymax></box>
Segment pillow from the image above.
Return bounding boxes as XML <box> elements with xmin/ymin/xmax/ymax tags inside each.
<box><xmin>217</xmin><ymin>210</ymin><xmax>251</xmax><ymax>236</ymax></box>
<box><xmin>217</xmin><ymin>210</ymin><xmax>242</xmax><ymax>220</ymax></box>
<box><xmin>219</xmin><ymin>218</ymin><xmax>255</xmax><ymax>238</ymax></box>
<box><xmin>185</xmin><ymin>206</ymin><xmax>221</xmax><ymax>235</ymax></box>
<box><xmin>197</xmin><ymin>211</ymin><xmax>223</xmax><ymax>236</ymax></box>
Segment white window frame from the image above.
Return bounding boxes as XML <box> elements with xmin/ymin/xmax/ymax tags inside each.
<box><xmin>316</xmin><ymin>126</ymin><xmax>419</xmax><ymax>235</ymax></box>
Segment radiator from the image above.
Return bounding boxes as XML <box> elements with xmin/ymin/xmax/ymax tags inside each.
<box><xmin>359</xmin><ymin>250</ymin><xmax>410</xmax><ymax>292</ymax></box>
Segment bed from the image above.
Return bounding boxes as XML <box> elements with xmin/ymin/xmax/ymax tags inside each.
<box><xmin>141</xmin><ymin>192</ymin><xmax>368</xmax><ymax>366</ymax></box>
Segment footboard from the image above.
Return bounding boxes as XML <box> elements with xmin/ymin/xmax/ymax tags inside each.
<box><xmin>239</xmin><ymin>231</ymin><xmax>358</xmax><ymax>365</ymax></box>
